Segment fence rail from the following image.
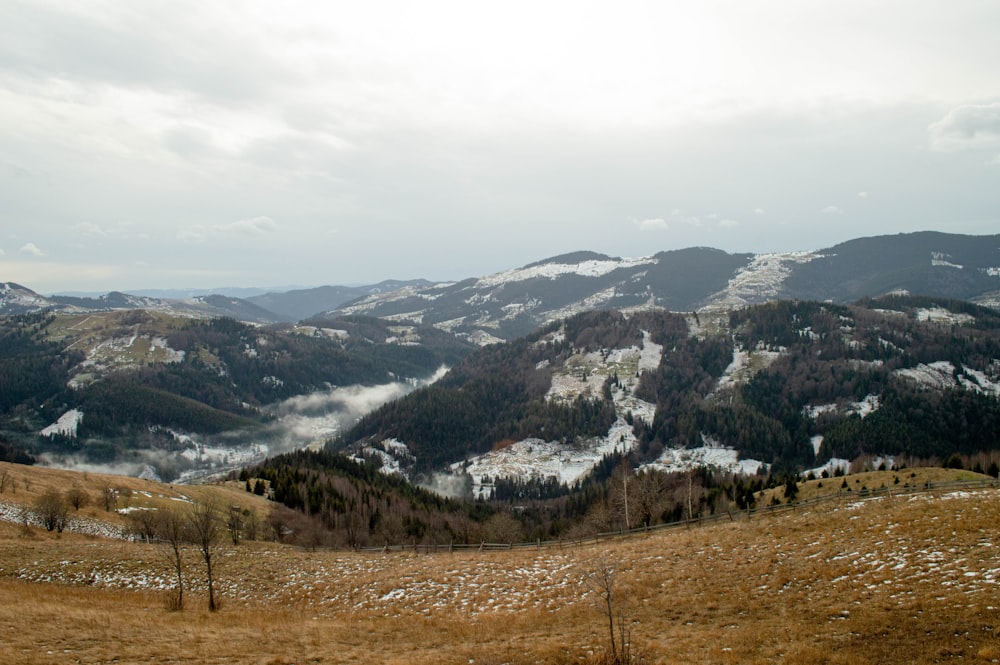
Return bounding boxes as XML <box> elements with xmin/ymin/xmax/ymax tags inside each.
<box><xmin>358</xmin><ymin>477</ymin><xmax>999</xmax><ymax>554</ymax></box>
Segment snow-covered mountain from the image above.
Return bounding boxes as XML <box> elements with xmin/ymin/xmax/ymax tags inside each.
<box><xmin>334</xmin><ymin>295</ymin><xmax>1000</xmax><ymax>493</ymax></box>
<box><xmin>6</xmin><ymin>232</ymin><xmax>998</xmax><ymax>328</ymax></box>
<box><xmin>327</xmin><ymin>232</ymin><xmax>1000</xmax><ymax>344</ymax></box>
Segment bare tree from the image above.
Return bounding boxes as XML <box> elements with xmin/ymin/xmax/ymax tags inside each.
<box><xmin>127</xmin><ymin>509</ymin><xmax>160</xmax><ymax>543</ymax></box>
<box><xmin>242</xmin><ymin>508</ymin><xmax>258</xmax><ymax>542</ymax></box>
<box><xmin>634</xmin><ymin>470</ymin><xmax>668</xmax><ymax>529</ymax></box>
<box><xmin>609</xmin><ymin>460</ymin><xmax>636</xmax><ymax>531</ymax></box>
<box><xmin>65</xmin><ymin>486</ymin><xmax>90</xmax><ymax>511</ymax></box>
<box><xmin>585</xmin><ymin>557</ymin><xmax>641</xmax><ymax>665</ymax></box>
<box><xmin>34</xmin><ymin>490</ymin><xmax>69</xmax><ymax>532</ymax></box>
<box><xmin>225</xmin><ymin>505</ymin><xmax>243</xmax><ymax>545</ymax></box>
<box><xmin>157</xmin><ymin>507</ymin><xmax>188</xmax><ymax>611</ymax></box>
<box><xmin>0</xmin><ymin>468</ymin><xmax>8</xmax><ymax>494</ymax></box>
<box><xmin>102</xmin><ymin>485</ymin><xmax>117</xmax><ymax>512</ymax></box>
<box><xmin>187</xmin><ymin>498</ymin><xmax>222</xmax><ymax>611</ymax></box>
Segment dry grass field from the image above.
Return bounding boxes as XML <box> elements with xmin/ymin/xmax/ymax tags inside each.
<box><xmin>1</xmin><ymin>462</ymin><xmax>999</xmax><ymax>664</ymax></box>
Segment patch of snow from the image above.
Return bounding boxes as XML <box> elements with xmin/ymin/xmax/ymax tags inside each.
<box><xmin>853</xmin><ymin>394</ymin><xmax>880</xmax><ymax>418</ymax></box>
<box><xmin>895</xmin><ymin>361</ymin><xmax>958</xmax><ymax>390</ymax></box>
<box><xmin>361</xmin><ymin>438</ymin><xmax>416</xmax><ymax>476</ymax></box>
<box><xmin>466</xmin><ymin>330</ymin><xmax>505</xmax><ymax>346</ymax></box>
<box><xmin>703</xmin><ymin>252</ymin><xmax>822</xmax><ymax>309</ymax></box>
<box><xmin>541</xmin><ymin>287</ymin><xmax>623</xmax><ymax>324</ymax></box>
<box><xmin>474</xmin><ymin>256</ymin><xmax>657</xmax><ymax>288</ymax></box>
<box><xmin>931</xmin><ymin>252</ymin><xmax>963</xmax><ymax>270</ymax></box>
<box><xmin>915</xmin><ymin>307</ymin><xmax>974</xmax><ymax>325</ymax></box>
<box><xmin>40</xmin><ymin>409</ymin><xmax>84</xmax><ymax>438</ymax></box>
<box><xmin>643</xmin><ymin>434</ymin><xmax>765</xmax><ymax>476</ymax></box>
<box><xmin>809</xmin><ymin>458</ymin><xmax>851</xmax><ymax>478</ymax></box>
<box><xmin>638</xmin><ymin>331</ymin><xmax>662</xmax><ymax>373</ymax></box>
<box><xmin>713</xmin><ymin>344</ymin><xmax>782</xmax><ymax>394</ymax></box>
<box><xmin>455</xmin><ymin>417</ymin><xmax>639</xmax><ymax>499</ymax></box>
<box><xmin>957</xmin><ymin>367</ymin><xmax>1000</xmax><ymax>397</ymax></box>
<box><xmin>806</xmin><ymin>394</ymin><xmax>881</xmax><ymax>420</ymax></box>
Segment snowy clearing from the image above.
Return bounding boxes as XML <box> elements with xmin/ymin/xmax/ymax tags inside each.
<box><xmin>40</xmin><ymin>409</ymin><xmax>84</xmax><ymax>438</ymax></box>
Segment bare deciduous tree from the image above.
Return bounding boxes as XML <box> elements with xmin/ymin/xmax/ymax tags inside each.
<box><xmin>585</xmin><ymin>557</ymin><xmax>642</xmax><ymax>665</ymax></box>
<box><xmin>226</xmin><ymin>505</ymin><xmax>243</xmax><ymax>545</ymax></box>
<box><xmin>127</xmin><ymin>509</ymin><xmax>159</xmax><ymax>543</ymax></box>
<box><xmin>157</xmin><ymin>507</ymin><xmax>187</xmax><ymax>611</ymax></box>
<box><xmin>187</xmin><ymin>498</ymin><xmax>222</xmax><ymax>611</ymax></box>
<box><xmin>35</xmin><ymin>490</ymin><xmax>69</xmax><ymax>532</ymax></box>
<box><xmin>65</xmin><ymin>486</ymin><xmax>90</xmax><ymax>511</ymax></box>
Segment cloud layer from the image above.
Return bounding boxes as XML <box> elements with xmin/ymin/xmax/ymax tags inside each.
<box><xmin>2</xmin><ymin>1</ymin><xmax>999</xmax><ymax>293</ymax></box>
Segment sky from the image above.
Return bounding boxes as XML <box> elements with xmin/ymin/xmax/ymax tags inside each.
<box><xmin>2</xmin><ymin>0</ymin><xmax>999</xmax><ymax>294</ymax></box>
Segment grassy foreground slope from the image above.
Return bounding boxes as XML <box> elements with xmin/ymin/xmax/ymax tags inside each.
<box><xmin>1</xmin><ymin>462</ymin><xmax>999</xmax><ymax>664</ymax></box>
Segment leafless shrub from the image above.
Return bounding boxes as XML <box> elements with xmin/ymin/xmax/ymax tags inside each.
<box><xmin>34</xmin><ymin>490</ymin><xmax>69</xmax><ymax>533</ymax></box>
<box><xmin>127</xmin><ymin>509</ymin><xmax>159</xmax><ymax>543</ymax></box>
<box><xmin>65</xmin><ymin>487</ymin><xmax>90</xmax><ymax>511</ymax></box>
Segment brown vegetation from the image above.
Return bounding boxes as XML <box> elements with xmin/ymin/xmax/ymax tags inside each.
<box><xmin>2</xmin><ymin>462</ymin><xmax>1000</xmax><ymax>663</ymax></box>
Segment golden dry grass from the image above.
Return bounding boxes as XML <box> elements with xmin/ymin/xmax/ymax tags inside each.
<box><xmin>2</xmin><ymin>462</ymin><xmax>1000</xmax><ymax>664</ymax></box>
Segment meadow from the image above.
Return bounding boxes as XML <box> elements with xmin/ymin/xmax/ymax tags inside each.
<box><xmin>1</xmin><ymin>462</ymin><xmax>998</xmax><ymax>664</ymax></box>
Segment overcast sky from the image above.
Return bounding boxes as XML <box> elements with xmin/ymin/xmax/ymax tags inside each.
<box><xmin>2</xmin><ymin>1</ymin><xmax>999</xmax><ymax>294</ymax></box>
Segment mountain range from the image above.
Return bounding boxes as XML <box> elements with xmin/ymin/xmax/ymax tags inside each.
<box><xmin>4</xmin><ymin>232</ymin><xmax>999</xmax><ymax>338</ymax></box>
<box><xmin>2</xmin><ymin>230</ymin><xmax>999</xmax><ymax>487</ymax></box>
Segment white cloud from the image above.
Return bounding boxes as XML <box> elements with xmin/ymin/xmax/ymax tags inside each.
<box><xmin>753</xmin><ymin>208</ymin><xmax>765</xmax><ymax>215</ymax></box>
<box><xmin>822</xmin><ymin>205</ymin><xmax>844</xmax><ymax>215</ymax></box>
<box><xmin>214</xmin><ymin>216</ymin><xmax>278</xmax><ymax>236</ymax></box>
<box><xmin>177</xmin><ymin>227</ymin><xmax>206</xmax><ymax>243</ymax></box>
<box><xmin>928</xmin><ymin>103</ymin><xmax>1000</xmax><ymax>152</ymax></box>
<box><xmin>73</xmin><ymin>222</ymin><xmax>108</xmax><ymax>236</ymax></box>
<box><xmin>857</xmin><ymin>191</ymin><xmax>868</xmax><ymax>199</ymax></box>
<box><xmin>718</xmin><ymin>218</ymin><xmax>740</xmax><ymax>228</ymax></box>
<box><xmin>0</xmin><ymin>247</ymin><xmax>5</xmax><ymax>255</ymax></box>
<box><xmin>634</xmin><ymin>218</ymin><xmax>668</xmax><ymax>231</ymax></box>
<box><xmin>19</xmin><ymin>242</ymin><xmax>44</xmax><ymax>257</ymax></box>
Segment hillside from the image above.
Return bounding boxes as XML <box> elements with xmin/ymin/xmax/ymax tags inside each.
<box><xmin>10</xmin><ymin>233</ymin><xmax>997</xmax><ymax>342</ymax></box>
<box><xmin>330</xmin><ymin>231</ymin><xmax>1000</xmax><ymax>342</ymax></box>
<box><xmin>332</xmin><ymin>296</ymin><xmax>1000</xmax><ymax>491</ymax></box>
<box><xmin>0</xmin><ymin>312</ymin><xmax>474</xmax><ymax>481</ymax></box>
<box><xmin>1</xmin><ymin>462</ymin><xmax>998</xmax><ymax>664</ymax></box>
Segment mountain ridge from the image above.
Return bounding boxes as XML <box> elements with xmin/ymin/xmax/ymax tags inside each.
<box><xmin>5</xmin><ymin>232</ymin><xmax>999</xmax><ymax>333</ymax></box>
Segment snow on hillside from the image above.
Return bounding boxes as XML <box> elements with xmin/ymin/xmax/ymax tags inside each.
<box><xmin>334</xmin><ymin>283</ymin><xmax>448</xmax><ymax>317</ymax></box>
<box><xmin>703</xmin><ymin>252</ymin><xmax>821</xmax><ymax>310</ymax></box>
<box><xmin>176</xmin><ymin>438</ymin><xmax>270</xmax><ymax>483</ymax></box>
<box><xmin>0</xmin><ymin>282</ymin><xmax>53</xmax><ymax>311</ymax></box>
<box><xmin>357</xmin><ymin>438</ymin><xmax>415</xmax><ymax>476</ymax></box>
<box><xmin>40</xmin><ymin>409</ymin><xmax>84</xmax><ymax>438</ymax></box>
<box><xmin>712</xmin><ymin>344</ymin><xmax>782</xmax><ymax>394</ymax></box>
<box><xmin>456</xmin><ymin>418</ymin><xmax>638</xmax><ymax>500</ymax></box>
<box><xmin>803</xmin><ymin>394</ymin><xmax>881</xmax><ymax>420</ymax></box>
<box><xmin>474</xmin><ymin>256</ymin><xmax>656</xmax><ymax>288</ymax></box>
<box><xmin>915</xmin><ymin>307</ymin><xmax>975</xmax><ymax>325</ymax></box>
<box><xmin>451</xmin><ymin>337</ymin><xmax>661</xmax><ymax>498</ymax></box>
<box><xmin>896</xmin><ymin>361</ymin><xmax>1000</xmax><ymax>396</ymax></box>
<box><xmin>931</xmin><ymin>251</ymin><xmax>963</xmax><ymax>269</ymax></box>
<box><xmin>69</xmin><ymin>334</ymin><xmax>185</xmax><ymax>387</ymax></box>
<box><xmin>643</xmin><ymin>434</ymin><xmax>765</xmax><ymax>476</ymax></box>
